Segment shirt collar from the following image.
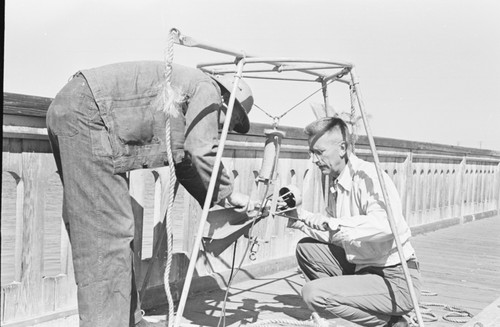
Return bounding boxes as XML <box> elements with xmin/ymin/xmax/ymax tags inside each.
<box><xmin>333</xmin><ymin>153</ymin><xmax>361</xmax><ymax>192</ymax></box>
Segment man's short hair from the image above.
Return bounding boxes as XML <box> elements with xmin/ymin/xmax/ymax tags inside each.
<box><xmin>304</xmin><ymin>117</ymin><xmax>349</xmax><ymax>144</ymax></box>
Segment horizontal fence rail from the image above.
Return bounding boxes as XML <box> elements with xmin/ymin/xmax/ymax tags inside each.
<box><xmin>2</xmin><ymin>92</ymin><xmax>500</xmax><ymax>326</ymax></box>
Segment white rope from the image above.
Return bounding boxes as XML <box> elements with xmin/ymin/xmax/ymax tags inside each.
<box><xmin>160</xmin><ymin>28</ymin><xmax>181</xmax><ymax>327</ymax></box>
<box><xmin>245</xmin><ymin>320</ymin><xmax>324</xmax><ymax>327</ymax></box>
<box><xmin>246</xmin><ymin>313</ymin><xmax>330</xmax><ymax>327</ymax></box>
<box><xmin>407</xmin><ymin>290</ymin><xmax>474</xmax><ymax>326</ymax></box>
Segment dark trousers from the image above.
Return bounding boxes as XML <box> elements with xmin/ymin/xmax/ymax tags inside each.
<box><xmin>296</xmin><ymin>238</ymin><xmax>421</xmax><ymax>327</ymax></box>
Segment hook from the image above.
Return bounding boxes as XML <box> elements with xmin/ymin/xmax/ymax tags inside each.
<box><xmin>249</xmin><ymin>238</ymin><xmax>260</xmax><ymax>261</ymax></box>
<box><xmin>272</xmin><ymin>117</ymin><xmax>280</xmax><ymax>129</ymax></box>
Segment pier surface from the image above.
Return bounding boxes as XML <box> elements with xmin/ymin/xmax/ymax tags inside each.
<box><xmin>145</xmin><ymin>215</ymin><xmax>500</xmax><ymax>327</ymax></box>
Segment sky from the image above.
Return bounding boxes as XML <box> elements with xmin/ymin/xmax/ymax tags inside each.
<box><xmin>4</xmin><ymin>0</ymin><xmax>500</xmax><ymax>151</ymax></box>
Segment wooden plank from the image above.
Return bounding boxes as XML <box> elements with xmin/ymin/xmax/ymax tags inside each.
<box><xmin>415</xmin><ymin>234</ymin><xmax>500</xmax><ymax>248</ymax></box>
<box><xmin>457</xmin><ymin>158</ymin><xmax>467</xmax><ymax>221</ymax></box>
<box><xmin>415</xmin><ymin>248</ymin><xmax>500</xmax><ymax>265</ymax></box>
<box><xmin>2</xmin><ymin>138</ymin><xmax>20</xmax><ymax>154</ymax></box>
<box><xmin>420</xmin><ymin>276</ymin><xmax>498</xmax><ymax>301</ymax></box>
<box><xmin>419</xmin><ymin>269</ymin><xmax>500</xmax><ymax>290</ymax></box>
<box><xmin>1</xmin><ymin>282</ymin><xmax>21</xmax><ymax>322</ymax></box>
<box><xmin>42</xmin><ymin>277</ymin><xmax>56</xmax><ymax>312</ymax></box>
<box><xmin>416</xmin><ymin>240</ymin><xmax>500</xmax><ymax>257</ymax></box>
<box><xmin>402</xmin><ymin>152</ymin><xmax>413</xmax><ymax>223</ymax></box>
<box><xmin>2</xmin><ymin>152</ymin><xmax>20</xmax><ymax>174</ymax></box>
<box><xmin>436</xmin><ymin>165</ymin><xmax>444</xmax><ymax>219</ymax></box>
<box><xmin>414</xmin><ymin>232</ymin><xmax>500</xmax><ymax>249</ymax></box>
<box><xmin>419</xmin><ymin>163</ymin><xmax>429</xmax><ymax>225</ymax></box>
<box><xmin>3</xmin><ymin>93</ymin><xmax>53</xmax><ymax>117</ymax></box>
<box><xmin>14</xmin><ymin>169</ymin><xmax>25</xmax><ymax>282</ymax></box>
<box><xmin>54</xmin><ymin>274</ymin><xmax>72</xmax><ymax>310</ymax></box>
<box><xmin>3</xmin><ymin>114</ymin><xmax>48</xmax><ymax>129</ymax></box>
<box><xmin>486</xmin><ymin>168</ymin><xmax>496</xmax><ymax>209</ymax></box>
<box><xmin>422</xmin><ymin>278</ymin><xmax>493</xmax><ymax>315</ymax></box>
<box><xmin>470</xmin><ymin>164</ymin><xmax>478</xmax><ymax>214</ymax></box>
<box><xmin>418</xmin><ymin>251</ymin><xmax>500</xmax><ymax>269</ymax></box>
<box><xmin>462</xmin><ymin>296</ymin><xmax>500</xmax><ymax>327</ymax></box>
<box><xmin>16</xmin><ymin>153</ymin><xmax>52</xmax><ymax>318</ymax></box>
<box><xmin>1</xmin><ymin>282</ymin><xmax>3</xmax><ymax>322</ymax></box>
<box><xmin>2</xmin><ymin>138</ymin><xmax>52</xmax><ymax>154</ymax></box>
<box><xmin>419</xmin><ymin>255</ymin><xmax>500</xmax><ymax>274</ymax></box>
<box><xmin>1</xmin><ymin>309</ymin><xmax>79</xmax><ymax>327</ymax></box>
<box><xmin>361</xmin><ymin>134</ymin><xmax>500</xmax><ymax>158</ymax></box>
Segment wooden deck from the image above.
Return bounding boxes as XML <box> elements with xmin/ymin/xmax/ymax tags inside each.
<box><xmin>144</xmin><ymin>215</ymin><xmax>500</xmax><ymax>327</ymax></box>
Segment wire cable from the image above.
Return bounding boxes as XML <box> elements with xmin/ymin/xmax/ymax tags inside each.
<box><xmin>252</xmin><ymin>79</ymin><xmax>337</xmax><ymax>125</ymax></box>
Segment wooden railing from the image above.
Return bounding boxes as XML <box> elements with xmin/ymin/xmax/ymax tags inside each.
<box><xmin>2</xmin><ymin>92</ymin><xmax>500</xmax><ymax>326</ymax></box>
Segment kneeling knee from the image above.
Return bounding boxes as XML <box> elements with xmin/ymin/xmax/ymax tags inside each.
<box><xmin>296</xmin><ymin>237</ymin><xmax>315</xmax><ymax>259</ymax></box>
<box><xmin>302</xmin><ymin>281</ymin><xmax>323</xmax><ymax>308</ymax></box>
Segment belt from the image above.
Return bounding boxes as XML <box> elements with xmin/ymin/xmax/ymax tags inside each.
<box><xmin>386</xmin><ymin>259</ymin><xmax>419</xmax><ymax>270</ymax></box>
<box><xmin>406</xmin><ymin>259</ymin><xmax>419</xmax><ymax>270</ymax></box>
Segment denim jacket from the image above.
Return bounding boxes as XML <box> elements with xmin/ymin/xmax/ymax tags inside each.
<box><xmin>80</xmin><ymin>61</ymin><xmax>233</xmax><ymax>206</ymax></box>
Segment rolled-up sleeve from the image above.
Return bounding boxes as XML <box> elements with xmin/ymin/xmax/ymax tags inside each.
<box><xmin>177</xmin><ymin>81</ymin><xmax>233</xmax><ymax>206</ymax></box>
<box><xmin>294</xmin><ymin>209</ymin><xmax>343</xmax><ymax>244</ymax></box>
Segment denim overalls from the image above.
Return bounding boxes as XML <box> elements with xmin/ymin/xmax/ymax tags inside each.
<box><xmin>46</xmin><ymin>61</ymin><xmax>233</xmax><ymax>326</ymax></box>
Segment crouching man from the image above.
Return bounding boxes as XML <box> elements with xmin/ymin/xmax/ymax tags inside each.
<box><xmin>287</xmin><ymin>117</ymin><xmax>421</xmax><ymax>327</ymax></box>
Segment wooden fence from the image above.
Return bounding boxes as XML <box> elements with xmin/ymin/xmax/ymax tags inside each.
<box><xmin>2</xmin><ymin>92</ymin><xmax>500</xmax><ymax>326</ymax></box>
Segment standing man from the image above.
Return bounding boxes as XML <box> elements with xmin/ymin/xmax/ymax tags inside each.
<box><xmin>46</xmin><ymin>61</ymin><xmax>254</xmax><ymax>327</ymax></box>
<box><xmin>287</xmin><ymin>117</ymin><xmax>420</xmax><ymax>327</ymax></box>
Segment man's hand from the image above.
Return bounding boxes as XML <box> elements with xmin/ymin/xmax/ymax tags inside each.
<box><xmin>303</xmin><ymin>214</ymin><xmax>340</xmax><ymax>231</ymax></box>
<box><xmin>283</xmin><ymin>208</ymin><xmax>302</xmax><ymax>229</ymax></box>
<box><xmin>226</xmin><ymin>191</ymin><xmax>256</xmax><ymax>213</ymax></box>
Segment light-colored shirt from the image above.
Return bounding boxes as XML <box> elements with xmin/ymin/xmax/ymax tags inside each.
<box><xmin>297</xmin><ymin>153</ymin><xmax>415</xmax><ymax>270</ymax></box>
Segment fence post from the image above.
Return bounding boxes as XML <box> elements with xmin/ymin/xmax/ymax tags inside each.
<box><xmin>457</xmin><ymin>156</ymin><xmax>467</xmax><ymax>224</ymax></box>
<box><xmin>402</xmin><ymin>151</ymin><xmax>413</xmax><ymax>225</ymax></box>
<box><xmin>17</xmin><ymin>153</ymin><xmax>51</xmax><ymax>317</ymax></box>
<box><xmin>496</xmin><ymin>162</ymin><xmax>500</xmax><ymax>213</ymax></box>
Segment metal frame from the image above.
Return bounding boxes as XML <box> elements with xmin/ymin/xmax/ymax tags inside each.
<box><xmin>198</xmin><ymin>58</ymin><xmax>352</xmax><ymax>82</ymax></box>
<box><xmin>171</xmin><ymin>29</ymin><xmax>425</xmax><ymax>327</ymax></box>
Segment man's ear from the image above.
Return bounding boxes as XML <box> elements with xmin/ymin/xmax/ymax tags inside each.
<box><xmin>339</xmin><ymin>141</ymin><xmax>348</xmax><ymax>157</ymax></box>
<box><xmin>217</xmin><ymin>107</ymin><xmax>225</xmax><ymax>129</ymax></box>
<box><xmin>221</xmin><ymin>91</ymin><xmax>230</xmax><ymax>104</ymax></box>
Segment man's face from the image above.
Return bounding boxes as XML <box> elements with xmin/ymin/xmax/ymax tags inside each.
<box><xmin>308</xmin><ymin>130</ymin><xmax>347</xmax><ymax>177</ymax></box>
<box><xmin>219</xmin><ymin>107</ymin><xmax>237</xmax><ymax>131</ymax></box>
<box><xmin>220</xmin><ymin>92</ymin><xmax>242</xmax><ymax>131</ymax></box>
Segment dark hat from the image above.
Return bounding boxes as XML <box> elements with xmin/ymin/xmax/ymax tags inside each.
<box><xmin>209</xmin><ymin>74</ymin><xmax>253</xmax><ymax>134</ymax></box>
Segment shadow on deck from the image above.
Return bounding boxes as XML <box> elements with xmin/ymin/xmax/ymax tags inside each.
<box><xmin>145</xmin><ymin>215</ymin><xmax>500</xmax><ymax>327</ymax></box>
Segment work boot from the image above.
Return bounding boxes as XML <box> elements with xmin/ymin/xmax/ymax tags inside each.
<box><xmin>386</xmin><ymin>316</ymin><xmax>409</xmax><ymax>327</ymax></box>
